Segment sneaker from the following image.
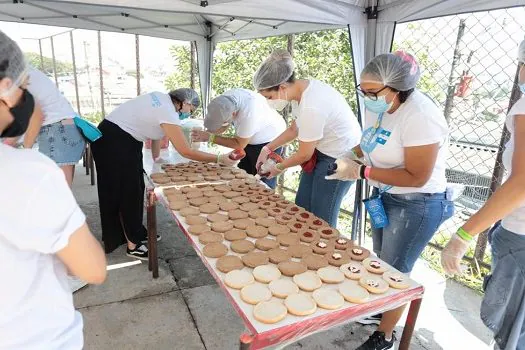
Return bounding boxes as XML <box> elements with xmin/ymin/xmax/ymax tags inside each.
<box><xmin>358</xmin><ymin>313</ymin><xmax>383</xmax><ymax>325</ymax></box>
<box><xmin>68</xmin><ymin>276</ymin><xmax>88</xmax><ymax>293</ymax></box>
<box><xmin>141</xmin><ymin>235</ymin><xmax>162</xmax><ymax>244</ymax></box>
<box><xmin>126</xmin><ymin>244</ymin><xmax>149</xmax><ymax>260</ymax></box>
<box><xmin>356</xmin><ymin>331</ymin><xmax>395</xmax><ymax>350</ymax></box>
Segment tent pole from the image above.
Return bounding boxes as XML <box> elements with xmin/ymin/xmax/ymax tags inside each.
<box><xmin>70</xmin><ymin>31</ymin><xmax>81</xmax><ymax>115</ymax></box>
<box><xmin>135</xmin><ymin>34</ymin><xmax>141</xmax><ymax>96</ymax></box>
<box><xmin>50</xmin><ymin>36</ymin><xmax>59</xmax><ymax>87</ymax></box>
<box><xmin>347</xmin><ymin>24</ymin><xmax>365</xmax><ymax>244</ymax></box>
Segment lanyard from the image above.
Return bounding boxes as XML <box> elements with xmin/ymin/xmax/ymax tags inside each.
<box><xmin>362</xmin><ymin>112</ymin><xmax>393</xmax><ymax>194</ymax></box>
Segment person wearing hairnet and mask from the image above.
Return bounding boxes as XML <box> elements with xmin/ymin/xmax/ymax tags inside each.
<box><xmin>326</xmin><ymin>51</ymin><xmax>454</xmax><ymax>350</ymax></box>
<box><xmin>91</xmin><ymin>88</ymin><xmax>237</xmax><ymax>260</ymax></box>
<box><xmin>440</xmin><ymin>39</ymin><xmax>525</xmax><ymax>350</ymax></box>
<box><xmin>191</xmin><ymin>88</ymin><xmax>286</xmax><ymax>188</ymax></box>
<box><xmin>253</xmin><ymin>49</ymin><xmax>362</xmax><ymax>227</ymax></box>
<box><xmin>0</xmin><ymin>31</ymin><xmax>107</xmax><ymax>349</ymax></box>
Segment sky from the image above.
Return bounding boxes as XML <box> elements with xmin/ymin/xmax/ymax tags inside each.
<box><xmin>0</xmin><ymin>21</ymin><xmax>186</xmax><ymax>71</ymax></box>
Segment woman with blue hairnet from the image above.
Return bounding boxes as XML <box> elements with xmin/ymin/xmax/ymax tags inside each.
<box><xmin>91</xmin><ymin>89</ymin><xmax>237</xmax><ymax>260</ymax></box>
<box><xmin>441</xmin><ymin>39</ymin><xmax>525</xmax><ymax>350</ymax></box>
<box><xmin>253</xmin><ymin>49</ymin><xmax>362</xmax><ymax>228</ymax></box>
<box><xmin>191</xmin><ymin>88</ymin><xmax>286</xmax><ymax>188</ymax></box>
<box><xmin>328</xmin><ymin>51</ymin><xmax>454</xmax><ymax>350</ymax></box>
<box><xmin>0</xmin><ymin>31</ymin><xmax>106</xmax><ymax>349</ymax></box>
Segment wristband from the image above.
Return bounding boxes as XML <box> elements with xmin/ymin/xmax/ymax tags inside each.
<box><xmin>209</xmin><ymin>134</ymin><xmax>216</xmax><ymax>144</ymax></box>
<box><xmin>359</xmin><ymin>165</ymin><xmax>366</xmax><ymax>179</ymax></box>
<box><xmin>364</xmin><ymin>166</ymin><xmax>372</xmax><ymax>179</ymax></box>
<box><xmin>456</xmin><ymin>227</ymin><xmax>473</xmax><ymax>242</ymax></box>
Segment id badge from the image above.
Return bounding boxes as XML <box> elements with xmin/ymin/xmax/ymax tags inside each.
<box><xmin>363</xmin><ymin>195</ymin><xmax>389</xmax><ymax>229</ymax></box>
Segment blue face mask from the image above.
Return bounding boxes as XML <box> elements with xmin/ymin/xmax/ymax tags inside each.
<box><xmin>520</xmin><ymin>83</ymin><xmax>525</xmax><ymax>95</ymax></box>
<box><xmin>364</xmin><ymin>95</ymin><xmax>393</xmax><ymax>114</ymax></box>
<box><xmin>179</xmin><ymin>111</ymin><xmax>191</xmax><ymax>120</ymax></box>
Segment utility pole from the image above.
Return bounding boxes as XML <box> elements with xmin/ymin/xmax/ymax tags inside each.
<box><xmin>83</xmin><ymin>41</ymin><xmax>95</xmax><ymax>110</ymax></box>
<box><xmin>190</xmin><ymin>41</ymin><xmax>196</xmax><ymax>90</ymax></box>
<box><xmin>443</xmin><ymin>19</ymin><xmax>466</xmax><ymax>121</ymax></box>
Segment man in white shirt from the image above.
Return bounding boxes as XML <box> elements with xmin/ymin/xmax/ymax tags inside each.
<box><xmin>192</xmin><ymin>88</ymin><xmax>286</xmax><ymax>188</ymax></box>
<box><xmin>0</xmin><ymin>30</ymin><xmax>107</xmax><ymax>350</ymax></box>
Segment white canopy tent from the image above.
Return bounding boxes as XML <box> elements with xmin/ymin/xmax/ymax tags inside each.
<box><xmin>1</xmin><ymin>0</ymin><xmax>523</xmax><ymax>111</ymax></box>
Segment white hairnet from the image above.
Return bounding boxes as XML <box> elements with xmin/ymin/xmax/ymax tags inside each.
<box><xmin>169</xmin><ymin>88</ymin><xmax>200</xmax><ymax>107</ymax></box>
<box><xmin>0</xmin><ymin>31</ymin><xmax>27</xmax><ymax>97</ymax></box>
<box><xmin>518</xmin><ymin>38</ymin><xmax>525</xmax><ymax>63</ymax></box>
<box><xmin>361</xmin><ymin>51</ymin><xmax>421</xmax><ymax>91</ymax></box>
<box><xmin>253</xmin><ymin>49</ymin><xmax>294</xmax><ymax>90</ymax></box>
<box><xmin>205</xmin><ymin>95</ymin><xmax>237</xmax><ymax>132</ymax></box>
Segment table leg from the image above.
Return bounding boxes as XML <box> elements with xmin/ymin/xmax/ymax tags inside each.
<box><xmin>239</xmin><ymin>333</ymin><xmax>253</xmax><ymax>350</ymax></box>
<box><xmin>399</xmin><ymin>297</ymin><xmax>423</xmax><ymax>350</ymax></box>
<box><xmin>146</xmin><ymin>190</ymin><xmax>159</xmax><ymax>278</ymax></box>
<box><xmin>85</xmin><ymin>145</ymin><xmax>90</xmax><ymax>175</ymax></box>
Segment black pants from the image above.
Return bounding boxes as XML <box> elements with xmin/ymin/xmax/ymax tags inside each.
<box><xmin>91</xmin><ymin>119</ymin><xmax>147</xmax><ymax>253</ymax></box>
<box><xmin>238</xmin><ymin>143</ymin><xmax>283</xmax><ymax>189</ymax></box>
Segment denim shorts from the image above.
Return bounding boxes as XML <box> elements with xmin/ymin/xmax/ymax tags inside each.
<box><xmin>295</xmin><ymin>150</ymin><xmax>353</xmax><ymax>228</ymax></box>
<box><xmin>371</xmin><ymin>190</ymin><xmax>454</xmax><ymax>273</ymax></box>
<box><xmin>38</xmin><ymin>120</ymin><xmax>86</xmax><ymax>166</ymax></box>
<box><xmin>481</xmin><ymin>224</ymin><xmax>525</xmax><ymax>350</ymax></box>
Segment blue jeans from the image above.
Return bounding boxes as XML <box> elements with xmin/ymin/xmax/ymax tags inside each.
<box><xmin>371</xmin><ymin>190</ymin><xmax>454</xmax><ymax>273</ymax></box>
<box><xmin>295</xmin><ymin>150</ymin><xmax>353</xmax><ymax>228</ymax></box>
<box><xmin>482</xmin><ymin>224</ymin><xmax>525</xmax><ymax>350</ymax></box>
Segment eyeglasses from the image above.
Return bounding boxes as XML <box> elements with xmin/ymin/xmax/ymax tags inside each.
<box><xmin>356</xmin><ymin>84</ymin><xmax>390</xmax><ymax>101</ymax></box>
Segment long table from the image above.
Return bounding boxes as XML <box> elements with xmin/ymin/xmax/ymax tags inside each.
<box><xmin>142</xmin><ymin>157</ymin><xmax>424</xmax><ymax>350</ymax></box>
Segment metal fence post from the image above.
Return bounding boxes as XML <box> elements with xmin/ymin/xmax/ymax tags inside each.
<box><xmin>50</xmin><ymin>36</ymin><xmax>59</xmax><ymax>88</ymax></box>
<box><xmin>70</xmin><ymin>31</ymin><xmax>81</xmax><ymax>115</ymax></box>
<box><xmin>135</xmin><ymin>34</ymin><xmax>141</xmax><ymax>96</ymax></box>
<box><xmin>38</xmin><ymin>39</ymin><xmax>44</xmax><ymax>72</ymax></box>
<box><xmin>97</xmin><ymin>31</ymin><xmax>105</xmax><ymax>117</ymax></box>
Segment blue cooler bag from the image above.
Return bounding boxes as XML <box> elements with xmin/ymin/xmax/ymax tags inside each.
<box><xmin>73</xmin><ymin>116</ymin><xmax>102</xmax><ymax>143</ymax></box>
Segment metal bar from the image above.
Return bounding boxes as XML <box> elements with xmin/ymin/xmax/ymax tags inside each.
<box><xmin>50</xmin><ymin>36</ymin><xmax>59</xmax><ymax>87</ymax></box>
<box><xmin>89</xmin><ymin>145</ymin><xmax>95</xmax><ymax>185</ymax></box>
<box><xmin>97</xmin><ymin>31</ymin><xmax>105</xmax><ymax>117</ymax></box>
<box><xmin>399</xmin><ymin>298</ymin><xmax>423</xmax><ymax>350</ymax></box>
<box><xmin>443</xmin><ymin>18</ymin><xmax>465</xmax><ymax>122</ymax></box>
<box><xmin>209</xmin><ymin>18</ymin><xmax>235</xmax><ymax>38</ymax></box>
<box><xmin>147</xmin><ymin>190</ymin><xmax>159</xmax><ymax>278</ymax></box>
<box><xmin>70</xmin><ymin>31</ymin><xmax>81</xmax><ymax>115</ymax></box>
<box><xmin>126</xmin><ymin>14</ymin><xmax>205</xmax><ymax>37</ymax></box>
<box><xmin>135</xmin><ymin>34</ymin><xmax>141</xmax><ymax>96</ymax></box>
<box><xmin>347</xmin><ymin>24</ymin><xmax>366</xmax><ymax>243</ymax></box>
<box><xmin>190</xmin><ymin>41</ymin><xmax>196</xmax><ymax>90</ymax></box>
<box><xmin>85</xmin><ymin>144</ymin><xmax>90</xmax><ymax>175</ymax></box>
<box><xmin>232</xmin><ymin>20</ymin><xmax>253</xmax><ymax>36</ymax></box>
<box><xmin>38</xmin><ymin>39</ymin><xmax>44</xmax><ymax>72</ymax></box>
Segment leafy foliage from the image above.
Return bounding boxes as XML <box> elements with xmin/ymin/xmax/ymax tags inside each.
<box><xmin>25</xmin><ymin>52</ymin><xmax>73</xmax><ymax>75</ymax></box>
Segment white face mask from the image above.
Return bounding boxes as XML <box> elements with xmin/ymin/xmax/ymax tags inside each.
<box><xmin>267</xmin><ymin>99</ymin><xmax>289</xmax><ymax>111</ymax></box>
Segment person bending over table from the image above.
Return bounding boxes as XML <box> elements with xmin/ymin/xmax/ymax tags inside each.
<box><xmin>191</xmin><ymin>88</ymin><xmax>286</xmax><ymax>188</ymax></box>
<box><xmin>441</xmin><ymin>39</ymin><xmax>525</xmax><ymax>350</ymax></box>
<box><xmin>327</xmin><ymin>51</ymin><xmax>454</xmax><ymax>350</ymax></box>
<box><xmin>0</xmin><ymin>30</ymin><xmax>106</xmax><ymax>350</ymax></box>
<box><xmin>91</xmin><ymin>88</ymin><xmax>236</xmax><ymax>260</ymax></box>
<box><xmin>252</xmin><ymin>49</ymin><xmax>362</xmax><ymax>228</ymax></box>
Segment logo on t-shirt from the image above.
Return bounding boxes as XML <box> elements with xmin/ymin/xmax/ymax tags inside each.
<box><xmin>150</xmin><ymin>93</ymin><xmax>162</xmax><ymax>108</ymax></box>
<box><xmin>361</xmin><ymin>126</ymin><xmax>392</xmax><ymax>153</ymax></box>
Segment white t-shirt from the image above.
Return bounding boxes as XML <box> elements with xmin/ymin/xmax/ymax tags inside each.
<box><xmin>0</xmin><ymin>144</ymin><xmax>85</xmax><ymax>350</ymax></box>
<box><xmin>363</xmin><ymin>90</ymin><xmax>449</xmax><ymax>195</ymax></box>
<box><xmin>292</xmin><ymin>80</ymin><xmax>362</xmax><ymax>158</ymax></box>
<box><xmin>106</xmin><ymin>92</ymin><xmax>181</xmax><ymax>142</ymax></box>
<box><xmin>26</xmin><ymin>67</ymin><xmax>76</xmax><ymax>126</ymax></box>
<box><xmin>227</xmin><ymin>89</ymin><xmax>286</xmax><ymax>145</ymax></box>
<box><xmin>501</xmin><ymin>97</ymin><xmax>525</xmax><ymax>234</ymax></box>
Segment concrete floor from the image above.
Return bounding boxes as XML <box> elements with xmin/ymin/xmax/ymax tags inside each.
<box><xmin>72</xmin><ymin>166</ymin><xmax>493</xmax><ymax>350</ymax></box>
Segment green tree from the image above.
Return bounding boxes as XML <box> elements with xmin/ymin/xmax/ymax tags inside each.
<box><xmin>25</xmin><ymin>52</ymin><xmax>73</xmax><ymax>75</ymax></box>
<box><xmin>164</xmin><ymin>44</ymin><xmax>200</xmax><ymax>93</ymax></box>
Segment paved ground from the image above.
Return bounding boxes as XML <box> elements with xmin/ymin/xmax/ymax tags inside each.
<box><xmin>72</xmin><ymin>166</ymin><xmax>493</xmax><ymax>350</ymax></box>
